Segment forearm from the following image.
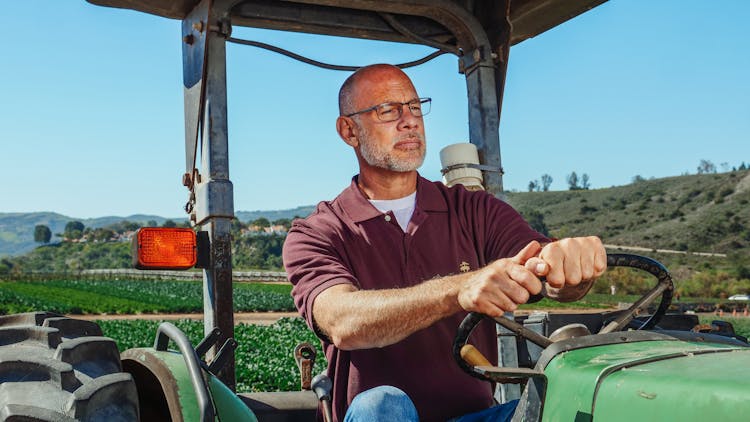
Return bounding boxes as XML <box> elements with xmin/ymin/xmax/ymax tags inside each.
<box><xmin>313</xmin><ymin>274</ymin><xmax>467</xmax><ymax>350</ymax></box>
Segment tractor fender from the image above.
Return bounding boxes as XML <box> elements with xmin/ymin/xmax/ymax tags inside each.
<box><xmin>121</xmin><ymin>347</ymin><xmax>257</xmax><ymax>422</ymax></box>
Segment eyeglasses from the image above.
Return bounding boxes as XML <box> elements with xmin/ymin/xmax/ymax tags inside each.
<box><xmin>345</xmin><ymin>97</ymin><xmax>431</xmax><ymax>122</ymax></box>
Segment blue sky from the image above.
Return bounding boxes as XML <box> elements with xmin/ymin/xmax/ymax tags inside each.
<box><xmin>3</xmin><ymin>1</ymin><xmax>749</xmax><ymax>219</ymax></box>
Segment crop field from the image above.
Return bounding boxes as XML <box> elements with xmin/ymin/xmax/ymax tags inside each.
<box><xmin>99</xmin><ymin>317</ymin><xmax>326</xmax><ymax>393</ymax></box>
<box><xmin>99</xmin><ymin>315</ymin><xmax>750</xmax><ymax>393</ymax></box>
<box><xmin>1</xmin><ymin>276</ymin><xmax>736</xmax><ymax>318</ymax></box>
<box><xmin>0</xmin><ymin>278</ymin><xmax>647</xmax><ymax>316</ymax></box>
<box><xmin>0</xmin><ymin>279</ymin><xmax>294</xmax><ymax>314</ymax></box>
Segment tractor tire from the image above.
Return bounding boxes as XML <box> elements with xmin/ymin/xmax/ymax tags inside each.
<box><xmin>0</xmin><ymin>312</ymin><xmax>139</xmax><ymax>421</ymax></box>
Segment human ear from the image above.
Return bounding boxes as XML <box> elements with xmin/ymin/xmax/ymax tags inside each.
<box><xmin>336</xmin><ymin>116</ymin><xmax>359</xmax><ymax>147</ymax></box>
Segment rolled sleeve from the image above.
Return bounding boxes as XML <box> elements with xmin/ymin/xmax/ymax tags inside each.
<box><xmin>283</xmin><ymin>219</ymin><xmax>358</xmax><ymax>337</ymax></box>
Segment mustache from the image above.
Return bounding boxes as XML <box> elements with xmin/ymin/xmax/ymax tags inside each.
<box><xmin>393</xmin><ymin>132</ymin><xmax>425</xmax><ymax>144</ymax></box>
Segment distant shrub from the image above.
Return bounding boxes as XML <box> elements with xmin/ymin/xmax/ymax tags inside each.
<box><xmin>737</xmin><ymin>264</ymin><xmax>750</xmax><ymax>280</ymax></box>
<box><xmin>719</xmin><ymin>187</ymin><xmax>734</xmax><ymax>197</ymax></box>
<box><xmin>580</xmin><ymin>205</ymin><xmax>598</xmax><ymax>215</ymax></box>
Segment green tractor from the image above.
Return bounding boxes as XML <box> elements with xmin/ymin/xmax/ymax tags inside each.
<box><xmin>1</xmin><ymin>1</ymin><xmax>748</xmax><ymax>421</ymax></box>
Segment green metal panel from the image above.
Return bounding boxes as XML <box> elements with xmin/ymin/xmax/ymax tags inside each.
<box><xmin>541</xmin><ymin>340</ymin><xmax>745</xmax><ymax>421</ymax></box>
<box><xmin>594</xmin><ymin>349</ymin><xmax>750</xmax><ymax>421</ymax></box>
<box><xmin>208</xmin><ymin>374</ymin><xmax>259</xmax><ymax>421</ymax></box>
<box><xmin>149</xmin><ymin>350</ymin><xmax>203</xmax><ymax>422</ymax></box>
<box><xmin>134</xmin><ymin>349</ymin><xmax>259</xmax><ymax>421</ymax></box>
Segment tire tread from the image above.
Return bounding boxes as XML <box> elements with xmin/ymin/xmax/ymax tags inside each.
<box><xmin>0</xmin><ymin>312</ymin><xmax>138</xmax><ymax>421</ymax></box>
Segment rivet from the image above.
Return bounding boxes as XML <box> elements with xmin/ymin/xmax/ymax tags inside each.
<box><xmin>384</xmin><ymin>215</ymin><xmax>392</xmax><ymax>222</ymax></box>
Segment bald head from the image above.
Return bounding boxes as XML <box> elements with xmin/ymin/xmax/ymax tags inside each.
<box><xmin>334</xmin><ymin>63</ymin><xmax>426</xmax><ymax>177</ymax></box>
<box><xmin>338</xmin><ymin>64</ymin><xmax>415</xmax><ymax>116</ymax></box>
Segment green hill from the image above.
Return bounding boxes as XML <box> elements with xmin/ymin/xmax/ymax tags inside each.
<box><xmin>506</xmin><ymin>170</ymin><xmax>750</xmax><ymax>254</ymax></box>
<box><xmin>235</xmin><ymin>206</ymin><xmax>315</xmax><ymax>224</ymax></box>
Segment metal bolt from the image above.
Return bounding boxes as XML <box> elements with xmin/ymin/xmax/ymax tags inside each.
<box><xmin>183</xmin><ymin>34</ymin><xmax>194</xmax><ymax>45</ymax></box>
<box><xmin>192</xmin><ymin>21</ymin><xmax>205</xmax><ymax>33</ymax></box>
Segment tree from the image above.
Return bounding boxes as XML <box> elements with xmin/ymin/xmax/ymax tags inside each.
<box><xmin>581</xmin><ymin>173</ymin><xmax>591</xmax><ymax>190</ymax></box>
<box><xmin>567</xmin><ymin>172</ymin><xmax>580</xmax><ymax>190</ymax></box>
<box><xmin>632</xmin><ymin>174</ymin><xmax>646</xmax><ymax>183</ymax></box>
<box><xmin>519</xmin><ymin>209</ymin><xmax>549</xmax><ymax>237</ymax></box>
<box><xmin>527</xmin><ymin>180</ymin><xmax>539</xmax><ymax>192</ymax></box>
<box><xmin>739</xmin><ymin>162</ymin><xmax>747</xmax><ymax>171</ymax></box>
<box><xmin>162</xmin><ymin>219</ymin><xmax>177</xmax><ymax>228</ymax></box>
<box><xmin>34</xmin><ymin>225</ymin><xmax>52</xmax><ymax>244</ymax></box>
<box><xmin>252</xmin><ymin>217</ymin><xmax>271</xmax><ymax>229</ymax></box>
<box><xmin>540</xmin><ymin>174</ymin><xmax>553</xmax><ymax>191</ymax></box>
<box><xmin>91</xmin><ymin>228</ymin><xmax>115</xmax><ymax>242</ymax></box>
<box><xmin>147</xmin><ymin>220</ymin><xmax>158</xmax><ymax>227</ymax></box>
<box><xmin>272</xmin><ymin>218</ymin><xmax>292</xmax><ymax>230</ymax></box>
<box><xmin>230</xmin><ymin>218</ymin><xmax>246</xmax><ymax>237</ymax></box>
<box><xmin>64</xmin><ymin>221</ymin><xmax>85</xmax><ymax>240</ymax></box>
<box><xmin>697</xmin><ymin>159</ymin><xmax>716</xmax><ymax>174</ymax></box>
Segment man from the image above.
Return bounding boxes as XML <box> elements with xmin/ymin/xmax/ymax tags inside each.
<box><xmin>283</xmin><ymin>64</ymin><xmax>606</xmax><ymax>421</ymax></box>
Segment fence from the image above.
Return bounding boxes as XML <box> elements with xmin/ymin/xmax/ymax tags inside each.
<box><xmin>80</xmin><ymin>268</ymin><xmax>288</xmax><ymax>282</ymax></box>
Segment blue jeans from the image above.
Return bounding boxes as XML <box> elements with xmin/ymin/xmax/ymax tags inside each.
<box><xmin>344</xmin><ymin>385</ymin><xmax>518</xmax><ymax>422</ymax></box>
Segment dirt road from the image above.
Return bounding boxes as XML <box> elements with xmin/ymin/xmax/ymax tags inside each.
<box><xmin>69</xmin><ymin>312</ymin><xmax>299</xmax><ymax>326</ymax></box>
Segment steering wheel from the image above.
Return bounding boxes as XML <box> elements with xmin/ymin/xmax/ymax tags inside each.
<box><xmin>453</xmin><ymin>253</ymin><xmax>674</xmax><ymax>381</ymax></box>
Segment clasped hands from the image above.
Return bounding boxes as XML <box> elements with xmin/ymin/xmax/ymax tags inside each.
<box><xmin>458</xmin><ymin>237</ymin><xmax>607</xmax><ymax>316</ymax></box>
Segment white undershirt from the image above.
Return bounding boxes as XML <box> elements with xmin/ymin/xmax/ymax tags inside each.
<box><xmin>369</xmin><ymin>191</ymin><xmax>417</xmax><ymax>232</ymax></box>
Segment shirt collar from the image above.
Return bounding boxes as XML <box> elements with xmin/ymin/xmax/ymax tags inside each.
<box><xmin>338</xmin><ymin>174</ymin><xmax>447</xmax><ymax>223</ymax></box>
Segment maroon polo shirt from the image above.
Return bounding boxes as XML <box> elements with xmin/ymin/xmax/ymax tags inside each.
<box><xmin>282</xmin><ymin>175</ymin><xmax>547</xmax><ymax>422</ymax></box>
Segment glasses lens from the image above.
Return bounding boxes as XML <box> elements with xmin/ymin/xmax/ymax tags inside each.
<box><xmin>375</xmin><ymin>103</ymin><xmax>400</xmax><ymax>122</ymax></box>
<box><xmin>412</xmin><ymin>98</ymin><xmax>431</xmax><ymax>117</ymax></box>
<box><xmin>373</xmin><ymin>98</ymin><xmax>431</xmax><ymax>121</ymax></box>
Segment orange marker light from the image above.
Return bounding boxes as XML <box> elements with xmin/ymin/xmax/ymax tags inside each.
<box><xmin>133</xmin><ymin>228</ymin><xmax>197</xmax><ymax>270</ymax></box>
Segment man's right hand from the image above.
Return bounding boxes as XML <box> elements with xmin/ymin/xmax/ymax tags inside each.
<box><xmin>457</xmin><ymin>241</ymin><xmax>544</xmax><ymax>317</ymax></box>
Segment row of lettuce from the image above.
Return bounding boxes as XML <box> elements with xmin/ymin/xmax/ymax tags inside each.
<box><xmin>0</xmin><ymin>279</ymin><xmax>294</xmax><ymax>315</ymax></box>
<box><xmin>0</xmin><ymin>276</ymin><xmax>734</xmax><ymax>317</ymax></box>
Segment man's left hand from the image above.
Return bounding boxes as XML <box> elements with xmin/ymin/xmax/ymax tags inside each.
<box><xmin>524</xmin><ymin>236</ymin><xmax>607</xmax><ymax>293</ymax></box>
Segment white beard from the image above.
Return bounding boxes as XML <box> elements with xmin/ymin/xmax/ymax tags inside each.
<box><xmin>358</xmin><ymin>124</ymin><xmax>426</xmax><ymax>172</ymax></box>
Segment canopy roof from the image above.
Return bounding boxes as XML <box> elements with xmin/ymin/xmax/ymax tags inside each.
<box><xmin>86</xmin><ymin>0</ymin><xmax>607</xmax><ymax>47</ymax></box>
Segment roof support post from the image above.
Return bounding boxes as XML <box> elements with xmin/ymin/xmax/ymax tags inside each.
<box><xmin>473</xmin><ymin>0</ymin><xmax>513</xmax><ymax>197</ymax></box>
<box><xmin>182</xmin><ymin>0</ymin><xmax>236</xmax><ymax>390</ymax></box>
<box><xmin>439</xmin><ymin>0</ymin><xmax>510</xmax><ymax>197</ymax></box>
<box><xmin>462</xmin><ymin>46</ymin><xmax>503</xmax><ymax>196</ymax></box>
